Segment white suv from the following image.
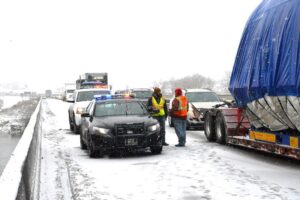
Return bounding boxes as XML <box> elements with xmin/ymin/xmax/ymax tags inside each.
<box><xmin>168</xmin><ymin>89</ymin><xmax>223</xmax><ymax>129</ymax></box>
<box><xmin>68</xmin><ymin>88</ymin><xmax>111</xmax><ymax>133</ymax></box>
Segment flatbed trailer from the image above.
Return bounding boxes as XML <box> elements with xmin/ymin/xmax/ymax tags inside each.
<box><xmin>201</xmin><ymin>0</ymin><xmax>300</xmax><ymax>160</ymax></box>
<box><xmin>203</xmin><ymin>107</ymin><xmax>300</xmax><ymax>160</ymax></box>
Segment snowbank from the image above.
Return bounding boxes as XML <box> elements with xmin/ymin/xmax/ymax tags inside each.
<box><xmin>0</xmin><ymin>96</ymin><xmax>26</xmax><ymax>110</ymax></box>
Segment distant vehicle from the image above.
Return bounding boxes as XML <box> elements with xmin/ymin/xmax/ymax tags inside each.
<box><xmin>128</xmin><ymin>88</ymin><xmax>153</xmax><ymax>99</ymax></box>
<box><xmin>45</xmin><ymin>90</ymin><xmax>52</xmax><ymax>98</ymax></box>
<box><xmin>68</xmin><ymin>88</ymin><xmax>111</xmax><ymax>134</ymax></box>
<box><xmin>64</xmin><ymin>83</ymin><xmax>76</xmax><ymax>102</ymax></box>
<box><xmin>114</xmin><ymin>90</ymin><xmax>127</xmax><ymax>95</ymax></box>
<box><xmin>168</xmin><ymin>89</ymin><xmax>223</xmax><ymax>129</ymax></box>
<box><xmin>76</xmin><ymin>73</ymin><xmax>110</xmax><ymax>90</ymax></box>
<box><xmin>80</xmin><ymin>95</ymin><xmax>162</xmax><ymax>158</ymax></box>
<box><xmin>128</xmin><ymin>88</ymin><xmax>153</xmax><ymax>105</ymax></box>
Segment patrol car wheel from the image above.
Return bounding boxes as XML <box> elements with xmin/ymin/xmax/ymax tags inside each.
<box><xmin>150</xmin><ymin>139</ymin><xmax>163</xmax><ymax>154</ymax></box>
<box><xmin>150</xmin><ymin>146</ymin><xmax>162</xmax><ymax>154</ymax></box>
<box><xmin>88</xmin><ymin>135</ymin><xmax>103</xmax><ymax>158</ymax></box>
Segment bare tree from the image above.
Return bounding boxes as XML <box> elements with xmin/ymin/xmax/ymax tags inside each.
<box><xmin>158</xmin><ymin>74</ymin><xmax>215</xmax><ymax>95</ymax></box>
<box><xmin>213</xmin><ymin>71</ymin><xmax>231</xmax><ymax>94</ymax></box>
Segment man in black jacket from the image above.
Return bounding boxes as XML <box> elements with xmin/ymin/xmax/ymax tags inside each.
<box><xmin>147</xmin><ymin>87</ymin><xmax>169</xmax><ymax>146</ymax></box>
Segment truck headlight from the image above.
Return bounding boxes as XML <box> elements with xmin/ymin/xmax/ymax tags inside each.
<box><xmin>93</xmin><ymin>127</ymin><xmax>111</xmax><ymax>135</ymax></box>
<box><xmin>148</xmin><ymin>124</ymin><xmax>160</xmax><ymax>132</ymax></box>
<box><xmin>76</xmin><ymin>107</ymin><xmax>86</xmax><ymax>114</ymax></box>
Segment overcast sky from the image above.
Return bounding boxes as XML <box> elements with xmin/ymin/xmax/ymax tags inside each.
<box><xmin>0</xmin><ymin>0</ymin><xmax>262</xmax><ymax>92</ymax></box>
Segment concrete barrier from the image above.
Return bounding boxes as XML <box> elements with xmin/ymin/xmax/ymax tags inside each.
<box><xmin>0</xmin><ymin>101</ymin><xmax>41</xmax><ymax>200</ymax></box>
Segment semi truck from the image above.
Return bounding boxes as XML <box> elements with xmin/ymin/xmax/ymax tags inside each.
<box><xmin>45</xmin><ymin>90</ymin><xmax>52</xmax><ymax>98</ymax></box>
<box><xmin>202</xmin><ymin>0</ymin><xmax>300</xmax><ymax>160</ymax></box>
<box><xmin>76</xmin><ymin>73</ymin><xmax>109</xmax><ymax>90</ymax></box>
<box><xmin>64</xmin><ymin>83</ymin><xmax>76</xmax><ymax>102</ymax></box>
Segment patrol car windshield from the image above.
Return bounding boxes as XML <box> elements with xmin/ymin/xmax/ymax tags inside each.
<box><xmin>132</xmin><ymin>91</ymin><xmax>152</xmax><ymax>99</ymax></box>
<box><xmin>95</xmin><ymin>102</ymin><xmax>147</xmax><ymax>117</ymax></box>
<box><xmin>77</xmin><ymin>90</ymin><xmax>110</xmax><ymax>102</ymax></box>
<box><xmin>186</xmin><ymin>92</ymin><xmax>220</xmax><ymax>103</ymax></box>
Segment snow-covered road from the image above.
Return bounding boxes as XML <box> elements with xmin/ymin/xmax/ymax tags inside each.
<box><xmin>39</xmin><ymin>99</ymin><xmax>300</xmax><ymax>200</ymax></box>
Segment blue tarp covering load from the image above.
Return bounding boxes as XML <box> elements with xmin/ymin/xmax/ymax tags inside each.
<box><xmin>229</xmin><ymin>0</ymin><xmax>300</xmax><ymax>107</ymax></box>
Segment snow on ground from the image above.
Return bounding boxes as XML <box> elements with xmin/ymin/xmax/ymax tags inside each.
<box><xmin>39</xmin><ymin>99</ymin><xmax>300</xmax><ymax>200</ymax></box>
<box><xmin>0</xmin><ymin>97</ymin><xmax>38</xmax><ymax>136</ymax></box>
<box><xmin>0</xmin><ymin>95</ymin><xmax>28</xmax><ymax>110</ymax></box>
<box><xmin>0</xmin><ymin>97</ymin><xmax>39</xmax><ymax>175</ymax></box>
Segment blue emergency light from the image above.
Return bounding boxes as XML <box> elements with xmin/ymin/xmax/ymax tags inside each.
<box><xmin>94</xmin><ymin>94</ymin><xmax>112</xmax><ymax>102</ymax></box>
<box><xmin>94</xmin><ymin>94</ymin><xmax>133</xmax><ymax>102</ymax></box>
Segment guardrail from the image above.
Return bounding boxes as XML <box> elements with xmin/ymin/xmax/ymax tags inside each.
<box><xmin>0</xmin><ymin>101</ymin><xmax>41</xmax><ymax>200</ymax></box>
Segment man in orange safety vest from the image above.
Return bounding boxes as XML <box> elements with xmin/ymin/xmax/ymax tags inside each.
<box><xmin>169</xmin><ymin>88</ymin><xmax>188</xmax><ymax>147</ymax></box>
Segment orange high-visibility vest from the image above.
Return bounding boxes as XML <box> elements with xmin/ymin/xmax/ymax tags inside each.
<box><xmin>173</xmin><ymin>96</ymin><xmax>188</xmax><ymax>117</ymax></box>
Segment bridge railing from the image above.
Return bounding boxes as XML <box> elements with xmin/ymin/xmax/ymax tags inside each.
<box><xmin>0</xmin><ymin>101</ymin><xmax>41</xmax><ymax>200</ymax></box>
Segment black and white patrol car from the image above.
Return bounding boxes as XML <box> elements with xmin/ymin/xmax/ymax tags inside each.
<box><xmin>80</xmin><ymin>95</ymin><xmax>163</xmax><ymax>158</ymax></box>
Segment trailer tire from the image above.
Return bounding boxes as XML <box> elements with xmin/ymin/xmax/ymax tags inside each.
<box><xmin>204</xmin><ymin>112</ymin><xmax>216</xmax><ymax>142</ymax></box>
<box><xmin>215</xmin><ymin>112</ymin><xmax>227</xmax><ymax>144</ymax></box>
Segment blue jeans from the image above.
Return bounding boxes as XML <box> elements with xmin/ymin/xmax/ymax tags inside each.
<box><xmin>173</xmin><ymin>118</ymin><xmax>187</xmax><ymax>145</ymax></box>
<box><xmin>152</xmin><ymin>116</ymin><xmax>166</xmax><ymax>143</ymax></box>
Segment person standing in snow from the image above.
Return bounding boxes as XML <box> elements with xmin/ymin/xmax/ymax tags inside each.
<box><xmin>147</xmin><ymin>87</ymin><xmax>169</xmax><ymax>146</ymax></box>
<box><xmin>169</xmin><ymin>88</ymin><xmax>188</xmax><ymax>147</ymax></box>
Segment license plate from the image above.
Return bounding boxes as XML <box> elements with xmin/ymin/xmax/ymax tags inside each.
<box><xmin>125</xmin><ymin>138</ymin><xmax>138</xmax><ymax>146</ymax></box>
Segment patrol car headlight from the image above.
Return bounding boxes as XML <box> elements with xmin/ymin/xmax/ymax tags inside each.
<box><xmin>148</xmin><ymin>124</ymin><xmax>160</xmax><ymax>132</ymax></box>
<box><xmin>93</xmin><ymin>127</ymin><xmax>110</xmax><ymax>135</ymax></box>
<box><xmin>76</xmin><ymin>107</ymin><xmax>86</xmax><ymax>114</ymax></box>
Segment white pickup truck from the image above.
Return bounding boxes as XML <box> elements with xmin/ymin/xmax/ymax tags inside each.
<box><xmin>68</xmin><ymin>88</ymin><xmax>111</xmax><ymax>133</ymax></box>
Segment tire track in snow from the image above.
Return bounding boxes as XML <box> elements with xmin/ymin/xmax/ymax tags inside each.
<box><xmin>185</xmin><ymin>129</ymin><xmax>300</xmax><ymax>200</ymax></box>
<box><xmin>43</xmin><ymin>99</ymin><xmax>124</xmax><ymax>200</ymax></box>
<box><xmin>39</xmin><ymin>100</ymin><xmax>73</xmax><ymax>200</ymax></box>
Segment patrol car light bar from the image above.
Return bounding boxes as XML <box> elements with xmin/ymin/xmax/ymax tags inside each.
<box><xmin>94</xmin><ymin>94</ymin><xmax>133</xmax><ymax>102</ymax></box>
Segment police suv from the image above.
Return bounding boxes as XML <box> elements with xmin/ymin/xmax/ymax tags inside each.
<box><xmin>80</xmin><ymin>94</ymin><xmax>163</xmax><ymax>158</ymax></box>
